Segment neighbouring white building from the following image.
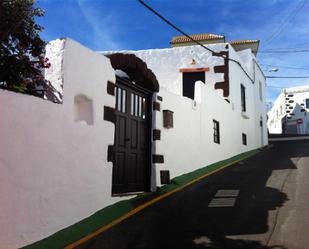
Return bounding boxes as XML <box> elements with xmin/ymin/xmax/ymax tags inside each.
<box><xmin>0</xmin><ymin>34</ymin><xmax>267</xmax><ymax>248</ymax></box>
<box><xmin>267</xmin><ymin>86</ymin><xmax>309</xmax><ymax>134</ymax></box>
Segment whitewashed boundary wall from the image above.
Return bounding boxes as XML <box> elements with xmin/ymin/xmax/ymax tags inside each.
<box><xmin>0</xmin><ymin>39</ymin><xmax>123</xmax><ymax>249</ymax></box>
<box><xmin>0</xmin><ymin>39</ymin><xmax>267</xmax><ymax>248</ymax></box>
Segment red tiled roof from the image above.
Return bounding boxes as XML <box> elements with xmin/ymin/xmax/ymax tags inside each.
<box><xmin>171</xmin><ymin>33</ymin><xmax>225</xmax><ymax>44</ymax></box>
<box><xmin>229</xmin><ymin>40</ymin><xmax>259</xmax><ymax>45</ymax></box>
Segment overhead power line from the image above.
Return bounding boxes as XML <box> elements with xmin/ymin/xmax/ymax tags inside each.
<box><xmin>267</xmin><ymin>85</ymin><xmax>309</xmax><ymax>90</ymax></box>
<box><xmin>137</xmin><ymin>0</ymin><xmax>254</xmax><ymax>84</ymax></box>
<box><xmin>261</xmin><ymin>46</ymin><xmax>309</xmax><ymax>51</ymax></box>
<box><xmin>259</xmin><ymin>49</ymin><xmax>309</xmax><ymax>54</ymax></box>
<box><xmin>261</xmin><ymin>64</ymin><xmax>309</xmax><ymax>70</ymax></box>
<box><xmin>267</xmin><ymin>85</ymin><xmax>290</xmax><ymax>88</ymax></box>
<box><xmin>263</xmin><ymin>0</ymin><xmax>307</xmax><ymax>47</ymax></box>
<box><xmin>138</xmin><ymin>0</ymin><xmax>213</xmax><ymax>53</ymax></box>
<box><xmin>265</xmin><ymin>76</ymin><xmax>309</xmax><ymax>78</ymax></box>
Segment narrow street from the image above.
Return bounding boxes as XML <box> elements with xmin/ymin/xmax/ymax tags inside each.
<box><xmin>77</xmin><ymin>140</ymin><xmax>309</xmax><ymax>249</ymax></box>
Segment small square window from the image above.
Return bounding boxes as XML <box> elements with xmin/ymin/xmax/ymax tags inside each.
<box><xmin>242</xmin><ymin>133</ymin><xmax>247</xmax><ymax>145</ymax></box>
<box><xmin>213</xmin><ymin>120</ymin><xmax>220</xmax><ymax>144</ymax></box>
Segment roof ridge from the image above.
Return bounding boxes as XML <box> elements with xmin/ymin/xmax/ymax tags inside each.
<box><xmin>172</xmin><ymin>33</ymin><xmax>224</xmax><ymax>38</ymax></box>
<box><xmin>229</xmin><ymin>40</ymin><xmax>259</xmax><ymax>44</ymax></box>
<box><xmin>171</xmin><ymin>33</ymin><xmax>225</xmax><ymax>44</ymax></box>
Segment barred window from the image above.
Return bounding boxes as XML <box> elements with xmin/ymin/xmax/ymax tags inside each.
<box><xmin>242</xmin><ymin>133</ymin><xmax>247</xmax><ymax>145</ymax></box>
<box><xmin>213</xmin><ymin>120</ymin><xmax>220</xmax><ymax>144</ymax></box>
<box><xmin>241</xmin><ymin>84</ymin><xmax>246</xmax><ymax>112</ymax></box>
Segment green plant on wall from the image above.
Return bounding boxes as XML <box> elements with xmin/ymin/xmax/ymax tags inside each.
<box><xmin>0</xmin><ymin>0</ymin><xmax>50</xmax><ymax>95</ymax></box>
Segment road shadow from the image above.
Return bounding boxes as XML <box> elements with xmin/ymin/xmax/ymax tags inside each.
<box><xmin>79</xmin><ymin>140</ymin><xmax>309</xmax><ymax>249</ymax></box>
<box><xmin>193</xmin><ymin>235</ymin><xmax>288</xmax><ymax>249</ymax></box>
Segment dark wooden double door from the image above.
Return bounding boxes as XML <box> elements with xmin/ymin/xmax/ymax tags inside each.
<box><xmin>112</xmin><ymin>78</ymin><xmax>151</xmax><ymax>194</ymax></box>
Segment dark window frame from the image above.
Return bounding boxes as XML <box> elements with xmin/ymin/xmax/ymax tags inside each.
<box><xmin>182</xmin><ymin>72</ymin><xmax>205</xmax><ymax>100</ymax></box>
<box><xmin>306</xmin><ymin>99</ymin><xmax>309</xmax><ymax>109</ymax></box>
<box><xmin>213</xmin><ymin>119</ymin><xmax>220</xmax><ymax>144</ymax></box>
<box><xmin>241</xmin><ymin>84</ymin><xmax>246</xmax><ymax>112</ymax></box>
<box><xmin>242</xmin><ymin>133</ymin><xmax>247</xmax><ymax>145</ymax></box>
<box><xmin>259</xmin><ymin>81</ymin><xmax>263</xmax><ymax>101</ymax></box>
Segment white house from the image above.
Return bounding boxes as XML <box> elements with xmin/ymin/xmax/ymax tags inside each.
<box><xmin>0</xmin><ymin>34</ymin><xmax>267</xmax><ymax>248</ymax></box>
<box><xmin>267</xmin><ymin>86</ymin><xmax>309</xmax><ymax>134</ymax></box>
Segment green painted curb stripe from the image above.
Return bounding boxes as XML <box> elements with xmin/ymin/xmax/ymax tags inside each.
<box><xmin>22</xmin><ymin>149</ymin><xmax>258</xmax><ymax>249</ymax></box>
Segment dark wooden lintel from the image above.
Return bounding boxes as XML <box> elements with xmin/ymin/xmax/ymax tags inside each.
<box><xmin>153</xmin><ymin>155</ymin><xmax>164</xmax><ymax>164</ymax></box>
<box><xmin>107</xmin><ymin>81</ymin><xmax>115</xmax><ymax>96</ymax></box>
<box><xmin>153</xmin><ymin>129</ymin><xmax>161</xmax><ymax>140</ymax></box>
<box><xmin>214</xmin><ymin>65</ymin><xmax>226</xmax><ymax>73</ymax></box>
<box><xmin>160</xmin><ymin>170</ymin><xmax>170</xmax><ymax>184</ymax></box>
<box><xmin>153</xmin><ymin>101</ymin><xmax>160</xmax><ymax>111</ymax></box>
<box><xmin>104</xmin><ymin>106</ymin><xmax>115</xmax><ymax>123</ymax></box>
<box><xmin>213</xmin><ymin>50</ymin><xmax>229</xmax><ymax>97</ymax></box>
<box><xmin>107</xmin><ymin>145</ymin><xmax>114</xmax><ymax>162</ymax></box>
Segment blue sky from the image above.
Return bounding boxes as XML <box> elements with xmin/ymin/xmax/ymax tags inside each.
<box><xmin>37</xmin><ymin>0</ymin><xmax>309</xmax><ymax>104</ymax></box>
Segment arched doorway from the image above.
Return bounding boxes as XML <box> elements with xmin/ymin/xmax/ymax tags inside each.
<box><xmin>106</xmin><ymin>53</ymin><xmax>159</xmax><ymax>195</ymax></box>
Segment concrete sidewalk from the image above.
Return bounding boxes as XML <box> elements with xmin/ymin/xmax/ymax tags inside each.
<box><xmin>77</xmin><ymin>140</ymin><xmax>309</xmax><ymax>249</ymax></box>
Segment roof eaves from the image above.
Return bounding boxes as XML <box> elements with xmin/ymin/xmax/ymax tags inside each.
<box><xmin>229</xmin><ymin>40</ymin><xmax>259</xmax><ymax>45</ymax></box>
<box><xmin>171</xmin><ymin>33</ymin><xmax>225</xmax><ymax>44</ymax></box>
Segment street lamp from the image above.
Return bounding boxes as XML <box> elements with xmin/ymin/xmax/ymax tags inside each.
<box><xmin>268</xmin><ymin>67</ymin><xmax>279</xmax><ymax>72</ymax></box>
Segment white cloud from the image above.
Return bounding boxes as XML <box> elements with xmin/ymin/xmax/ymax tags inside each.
<box><xmin>77</xmin><ymin>0</ymin><xmax>122</xmax><ymax>50</ymax></box>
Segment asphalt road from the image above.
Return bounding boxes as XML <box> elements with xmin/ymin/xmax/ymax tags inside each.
<box><xmin>78</xmin><ymin>140</ymin><xmax>309</xmax><ymax>249</ymax></box>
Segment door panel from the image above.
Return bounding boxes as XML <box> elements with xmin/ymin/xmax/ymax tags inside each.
<box><xmin>117</xmin><ymin>116</ymin><xmax>126</xmax><ymax>147</ymax></box>
<box><xmin>112</xmin><ymin>79</ymin><xmax>151</xmax><ymax>194</ymax></box>
<box><xmin>113</xmin><ymin>152</ymin><xmax>125</xmax><ymax>187</ymax></box>
<box><xmin>130</xmin><ymin>119</ymin><xmax>138</xmax><ymax>149</ymax></box>
<box><xmin>140</xmin><ymin>122</ymin><xmax>146</xmax><ymax>150</ymax></box>
<box><xmin>128</xmin><ymin>153</ymin><xmax>138</xmax><ymax>184</ymax></box>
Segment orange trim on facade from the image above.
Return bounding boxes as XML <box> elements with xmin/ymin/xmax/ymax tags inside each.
<box><xmin>179</xmin><ymin>67</ymin><xmax>210</xmax><ymax>73</ymax></box>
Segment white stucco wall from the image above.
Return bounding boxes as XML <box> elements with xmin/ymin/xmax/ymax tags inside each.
<box><xmin>145</xmin><ymin>45</ymin><xmax>267</xmax><ymax>185</ymax></box>
<box><xmin>104</xmin><ymin>45</ymin><xmax>267</xmax><ymax>147</ymax></box>
<box><xmin>268</xmin><ymin>86</ymin><xmax>309</xmax><ymax>134</ymax></box>
<box><xmin>154</xmin><ymin>85</ymin><xmax>245</xmax><ymax>183</ymax></box>
<box><xmin>106</xmin><ymin>44</ymin><xmax>226</xmax><ymax>99</ymax></box>
<box><xmin>267</xmin><ymin>93</ymin><xmax>285</xmax><ymax>134</ymax></box>
<box><xmin>44</xmin><ymin>39</ymin><xmax>65</xmax><ymax>103</ymax></box>
<box><xmin>1</xmin><ymin>39</ymin><xmax>267</xmax><ymax>248</ymax></box>
<box><xmin>0</xmin><ymin>39</ymin><xmax>126</xmax><ymax>249</ymax></box>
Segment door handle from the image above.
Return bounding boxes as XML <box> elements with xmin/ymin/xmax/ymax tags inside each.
<box><xmin>124</xmin><ymin>138</ymin><xmax>131</xmax><ymax>142</ymax></box>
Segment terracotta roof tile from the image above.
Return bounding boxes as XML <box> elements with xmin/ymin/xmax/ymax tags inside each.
<box><xmin>229</xmin><ymin>40</ymin><xmax>259</xmax><ymax>45</ymax></box>
<box><xmin>171</xmin><ymin>33</ymin><xmax>225</xmax><ymax>44</ymax></box>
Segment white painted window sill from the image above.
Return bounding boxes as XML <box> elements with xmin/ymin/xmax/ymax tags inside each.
<box><xmin>241</xmin><ymin>112</ymin><xmax>250</xmax><ymax>119</ymax></box>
